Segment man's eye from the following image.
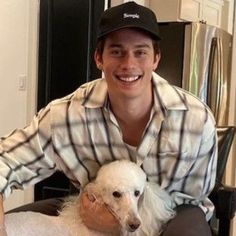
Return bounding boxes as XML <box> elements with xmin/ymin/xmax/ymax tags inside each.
<box><xmin>113</xmin><ymin>191</ymin><xmax>122</xmax><ymax>198</ymax></box>
<box><xmin>135</xmin><ymin>50</ymin><xmax>147</xmax><ymax>57</ymax></box>
<box><xmin>110</xmin><ymin>50</ymin><xmax>122</xmax><ymax>56</ymax></box>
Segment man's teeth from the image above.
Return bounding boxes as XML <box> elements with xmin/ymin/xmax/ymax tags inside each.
<box><xmin>118</xmin><ymin>76</ymin><xmax>139</xmax><ymax>82</ymax></box>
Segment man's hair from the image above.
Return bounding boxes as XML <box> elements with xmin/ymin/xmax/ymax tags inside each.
<box><xmin>96</xmin><ymin>29</ymin><xmax>161</xmax><ymax>58</ymax></box>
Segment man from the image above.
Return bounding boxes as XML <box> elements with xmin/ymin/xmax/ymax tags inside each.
<box><xmin>0</xmin><ymin>2</ymin><xmax>217</xmax><ymax>235</ymax></box>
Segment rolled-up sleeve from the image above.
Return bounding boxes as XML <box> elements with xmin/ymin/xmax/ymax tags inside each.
<box><xmin>0</xmin><ymin>104</ymin><xmax>57</xmax><ymax>199</ymax></box>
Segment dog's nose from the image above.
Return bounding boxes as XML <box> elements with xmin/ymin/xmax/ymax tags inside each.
<box><xmin>129</xmin><ymin>223</ymin><xmax>140</xmax><ymax>231</ymax></box>
<box><xmin>128</xmin><ymin>220</ymin><xmax>141</xmax><ymax>232</ymax></box>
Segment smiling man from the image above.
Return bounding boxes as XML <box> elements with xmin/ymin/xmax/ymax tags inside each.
<box><xmin>0</xmin><ymin>2</ymin><xmax>216</xmax><ymax>236</ymax></box>
<box><xmin>94</xmin><ymin>27</ymin><xmax>160</xmax><ymax>147</ymax></box>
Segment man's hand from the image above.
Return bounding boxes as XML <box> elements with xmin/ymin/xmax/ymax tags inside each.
<box><xmin>79</xmin><ymin>191</ymin><xmax>120</xmax><ymax>233</ymax></box>
<box><xmin>0</xmin><ymin>228</ymin><xmax>7</xmax><ymax>236</ymax></box>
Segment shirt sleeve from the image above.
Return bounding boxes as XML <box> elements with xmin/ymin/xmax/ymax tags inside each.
<box><xmin>171</xmin><ymin>112</ymin><xmax>218</xmax><ymax>221</ymax></box>
<box><xmin>0</xmin><ymin>104</ymin><xmax>57</xmax><ymax>199</ymax></box>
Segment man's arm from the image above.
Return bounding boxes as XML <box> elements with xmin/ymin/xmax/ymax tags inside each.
<box><xmin>0</xmin><ymin>104</ymin><xmax>56</xmax><ymax>199</ymax></box>
<box><xmin>171</xmin><ymin>115</ymin><xmax>218</xmax><ymax>220</ymax></box>
<box><xmin>0</xmin><ymin>195</ymin><xmax>7</xmax><ymax>236</ymax></box>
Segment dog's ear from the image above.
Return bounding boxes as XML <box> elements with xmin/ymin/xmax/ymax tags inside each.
<box><xmin>138</xmin><ymin>191</ymin><xmax>145</xmax><ymax>209</ymax></box>
<box><xmin>140</xmin><ymin>183</ymin><xmax>175</xmax><ymax>221</ymax></box>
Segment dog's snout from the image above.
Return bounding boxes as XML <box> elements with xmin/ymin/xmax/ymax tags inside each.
<box><xmin>127</xmin><ymin>219</ymin><xmax>141</xmax><ymax>232</ymax></box>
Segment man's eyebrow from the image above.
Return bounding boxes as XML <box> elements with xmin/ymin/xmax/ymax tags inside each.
<box><xmin>135</xmin><ymin>44</ymin><xmax>152</xmax><ymax>49</ymax></box>
<box><xmin>108</xmin><ymin>44</ymin><xmax>122</xmax><ymax>48</ymax></box>
<box><xmin>107</xmin><ymin>43</ymin><xmax>151</xmax><ymax>49</ymax></box>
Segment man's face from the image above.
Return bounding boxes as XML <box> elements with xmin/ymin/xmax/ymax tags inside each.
<box><xmin>95</xmin><ymin>28</ymin><xmax>160</xmax><ymax>101</ymax></box>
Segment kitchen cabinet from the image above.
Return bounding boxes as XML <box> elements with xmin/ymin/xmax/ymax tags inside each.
<box><xmin>221</xmin><ymin>0</ymin><xmax>235</xmax><ymax>34</ymax></box>
<box><xmin>110</xmin><ymin>0</ymin><xmax>148</xmax><ymax>7</ymax></box>
<box><xmin>201</xmin><ymin>0</ymin><xmax>224</xmax><ymax>26</ymax></box>
<box><xmin>149</xmin><ymin>0</ymin><xmax>224</xmax><ymax>27</ymax></box>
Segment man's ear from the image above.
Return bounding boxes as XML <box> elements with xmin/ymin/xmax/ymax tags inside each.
<box><xmin>153</xmin><ymin>53</ymin><xmax>161</xmax><ymax>71</ymax></box>
<box><xmin>94</xmin><ymin>49</ymin><xmax>103</xmax><ymax>71</ymax></box>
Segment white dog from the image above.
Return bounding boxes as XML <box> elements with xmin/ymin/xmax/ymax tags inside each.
<box><xmin>5</xmin><ymin>160</ymin><xmax>175</xmax><ymax>236</ymax></box>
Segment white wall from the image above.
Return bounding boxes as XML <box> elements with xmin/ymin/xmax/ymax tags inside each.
<box><xmin>0</xmin><ymin>1</ymin><xmax>28</xmax><ymax>135</ymax></box>
<box><xmin>0</xmin><ymin>0</ymin><xmax>38</xmax><ymax>211</ymax></box>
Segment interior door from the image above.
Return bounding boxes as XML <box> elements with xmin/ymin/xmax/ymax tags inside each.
<box><xmin>35</xmin><ymin>0</ymin><xmax>105</xmax><ymax>201</ymax></box>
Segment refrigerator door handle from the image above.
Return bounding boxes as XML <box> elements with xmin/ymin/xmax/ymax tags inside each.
<box><xmin>207</xmin><ymin>37</ymin><xmax>222</xmax><ymax>123</ymax></box>
<box><xmin>216</xmin><ymin>38</ymin><xmax>223</xmax><ymax>123</ymax></box>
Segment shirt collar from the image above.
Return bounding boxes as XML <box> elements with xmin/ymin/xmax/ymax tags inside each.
<box><xmin>79</xmin><ymin>73</ymin><xmax>188</xmax><ymax>111</ymax></box>
<box><xmin>78</xmin><ymin>78</ymin><xmax>109</xmax><ymax>109</ymax></box>
<box><xmin>152</xmin><ymin>72</ymin><xmax>188</xmax><ymax>112</ymax></box>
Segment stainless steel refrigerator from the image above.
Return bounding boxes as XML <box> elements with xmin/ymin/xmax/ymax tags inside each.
<box><xmin>156</xmin><ymin>22</ymin><xmax>232</xmax><ymax>125</ymax></box>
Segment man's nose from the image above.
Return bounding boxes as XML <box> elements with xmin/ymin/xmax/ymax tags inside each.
<box><xmin>120</xmin><ymin>53</ymin><xmax>136</xmax><ymax>69</ymax></box>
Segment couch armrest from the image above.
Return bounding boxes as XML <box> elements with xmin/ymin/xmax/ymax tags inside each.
<box><xmin>210</xmin><ymin>183</ymin><xmax>236</xmax><ymax>220</ymax></box>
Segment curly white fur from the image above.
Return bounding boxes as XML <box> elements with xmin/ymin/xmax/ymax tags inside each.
<box><xmin>5</xmin><ymin>160</ymin><xmax>175</xmax><ymax>236</ymax></box>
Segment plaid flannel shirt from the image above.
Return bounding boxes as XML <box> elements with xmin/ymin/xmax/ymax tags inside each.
<box><xmin>0</xmin><ymin>72</ymin><xmax>217</xmax><ymax>220</ymax></box>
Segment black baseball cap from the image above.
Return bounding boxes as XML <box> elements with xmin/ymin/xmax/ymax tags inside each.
<box><xmin>97</xmin><ymin>1</ymin><xmax>161</xmax><ymax>41</ymax></box>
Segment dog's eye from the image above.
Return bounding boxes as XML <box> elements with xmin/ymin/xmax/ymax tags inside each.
<box><xmin>134</xmin><ymin>190</ymin><xmax>140</xmax><ymax>197</ymax></box>
<box><xmin>113</xmin><ymin>191</ymin><xmax>122</xmax><ymax>198</ymax></box>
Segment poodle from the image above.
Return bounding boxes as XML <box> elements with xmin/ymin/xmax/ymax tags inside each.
<box><xmin>5</xmin><ymin>160</ymin><xmax>175</xmax><ymax>236</ymax></box>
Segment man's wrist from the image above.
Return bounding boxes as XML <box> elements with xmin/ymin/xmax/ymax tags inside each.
<box><xmin>0</xmin><ymin>194</ymin><xmax>5</xmax><ymax>227</ymax></box>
